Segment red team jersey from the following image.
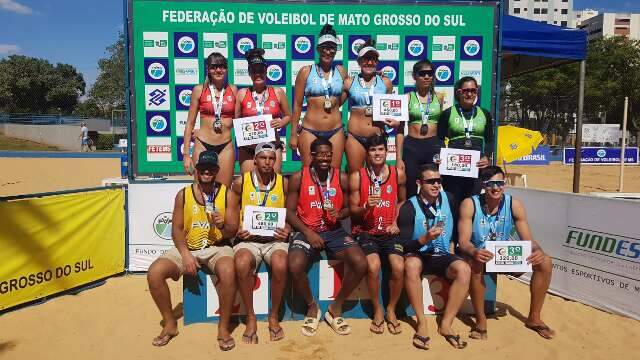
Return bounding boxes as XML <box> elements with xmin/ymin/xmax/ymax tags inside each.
<box><xmin>240</xmin><ymin>87</ymin><xmax>281</xmax><ymax>118</ymax></box>
<box><xmin>198</xmin><ymin>84</ymin><xmax>235</xmax><ymax>118</ymax></box>
<box><xmin>297</xmin><ymin>167</ymin><xmax>343</xmax><ymax>233</ymax></box>
<box><xmin>353</xmin><ymin>166</ymin><xmax>398</xmax><ymax>235</ymax></box>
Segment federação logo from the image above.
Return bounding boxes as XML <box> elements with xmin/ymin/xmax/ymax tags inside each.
<box><xmin>597</xmin><ymin>149</ymin><xmax>607</xmax><ymax>157</ymax></box>
<box><xmin>295</xmin><ymin>36</ymin><xmax>312</xmax><ymax>54</ymax></box>
<box><xmin>237</xmin><ymin>37</ymin><xmax>255</xmax><ymax>55</ymax></box>
<box><xmin>178</xmin><ymin>89</ymin><xmax>191</xmax><ymax>107</ymax></box>
<box><xmin>267</xmin><ymin>64</ymin><xmax>283</xmax><ymax>82</ymax></box>
<box><xmin>464</xmin><ymin>39</ymin><xmax>481</xmax><ymax>57</ymax></box>
<box><xmin>407</xmin><ymin>39</ymin><xmax>425</xmax><ymax>57</ymax></box>
<box><xmin>381</xmin><ymin>66</ymin><xmax>396</xmax><ymax>82</ymax></box>
<box><xmin>178</xmin><ymin>36</ymin><xmax>195</xmax><ymax>54</ymax></box>
<box><xmin>153</xmin><ymin>212</ymin><xmax>173</xmax><ymax>240</ymax></box>
<box><xmin>149</xmin><ymin>115</ymin><xmax>168</xmax><ymax>133</ymax></box>
<box><xmin>435</xmin><ymin>65</ymin><xmax>451</xmax><ymax>82</ymax></box>
<box><xmin>351</xmin><ymin>38</ymin><xmax>366</xmax><ymax>56</ymax></box>
<box><xmin>147</xmin><ymin>62</ymin><xmax>166</xmax><ymax>80</ymax></box>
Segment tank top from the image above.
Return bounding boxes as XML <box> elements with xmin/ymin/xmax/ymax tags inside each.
<box><xmin>409</xmin><ymin>191</ymin><xmax>454</xmax><ymax>254</ymax></box>
<box><xmin>240</xmin><ymin>87</ymin><xmax>281</xmax><ymax>118</ymax></box>
<box><xmin>239</xmin><ymin>171</ymin><xmax>286</xmax><ymax>225</ymax></box>
<box><xmin>349</xmin><ymin>74</ymin><xmax>387</xmax><ymax>108</ymax></box>
<box><xmin>198</xmin><ymin>84</ymin><xmax>235</xmax><ymax>118</ymax></box>
<box><xmin>183</xmin><ymin>183</ymin><xmax>227</xmax><ymax>250</ymax></box>
<box><xmin>471</xmin><ymin>194</ymin><xmax>514</xmax><ymax>249</ymax></box>
<box><xmin>408</xmin><ymin>91</ymin><xmax>442</xmax><ymax>125</ymax></box>
<box><xmin>297</xmin><ymin>166</ymin><xmax>343</xmax><ymax>233</ymax></box>
<box><xmin>304</xmin><ymin>64</ymin><xmax>343</xmax><ymax>98</ymax></box>
<box><xmin>352</xmin><ymin>166</ymin><xmax>398</xmax><ymax>235</ymax></box>
<box><xmin>446</xmin><ymin>105</ymin><xmax>488</xmax><ymax>152</ymax></box>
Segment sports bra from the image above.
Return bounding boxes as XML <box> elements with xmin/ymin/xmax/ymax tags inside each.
<box><xmin>348</xmin><ymin>74</ymin><xmax>387</xmax><ymax>109</ymax></box>
<box><xmin>304</xmin><ymin>64</ymin><xmax>343</xmax><ymax>98</ymax></box>
<box><xmin>198</xmin><ymin>84</ymin><xmax>235</xmax><ymax>118</ymax></box>
<box><xmin>240</xmin><ymin>87</ymin><xmax>281</xmax><ymax>118</ymax></box>
<box><xmin>408</xmin><ymin>91</ymin><xmax>442</xmax><ymax>125</ymax></box>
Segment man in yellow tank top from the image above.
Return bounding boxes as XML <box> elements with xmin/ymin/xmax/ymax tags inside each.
<box><xmin>227</xmin><ymin>142</ymin><xmax>291</xmax><ymax>343</ymax></box>
<box><xmin>147</xmin><ymin>150</ymin><xmax>238</xmax><ymax>351</ymax></box>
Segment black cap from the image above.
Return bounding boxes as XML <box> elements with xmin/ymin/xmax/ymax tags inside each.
<box><xmin>196</xmin><ymin>150</ymin><xmax>219</xmax><ymax>169</ymax></box>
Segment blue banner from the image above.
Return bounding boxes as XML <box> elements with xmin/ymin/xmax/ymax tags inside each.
<box><xmin>563</xmin><ymin>147</ymin><xmax>640</xmax><ymax>165</ymax></box>
<box><xmin>508</xmin><ymin>145</ymin><xmax>550</xmax><ymax>165</ymax></box>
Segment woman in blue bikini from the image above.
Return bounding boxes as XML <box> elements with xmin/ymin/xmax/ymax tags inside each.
<box><xmin>290</xmin><ymin>24</ymin><xmax>347</xmax><ymax>168</ymax></box>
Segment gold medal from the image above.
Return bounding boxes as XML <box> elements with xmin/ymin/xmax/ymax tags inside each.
<box><xmin>324</xmin><ymin>99</ymin><xmax>332</xmax><ymax>109</ymax></box>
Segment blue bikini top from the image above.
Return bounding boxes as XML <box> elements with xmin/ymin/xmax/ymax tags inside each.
<box><xmin>348</xmin><ymin>74</ymin><xmax>387</xmax><ymax>108</ymax></box>
<box><xmin>304</xmin><ymin>64</ymin><xmax>343</xmax><ymax>98</ymax></box>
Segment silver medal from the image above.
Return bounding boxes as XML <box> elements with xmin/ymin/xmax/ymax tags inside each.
<box><xmin>205</xmin><ymin>199</ymin><xmax>214</xmax><ymax>214</ymax></box>
<box><xmin>324</xmin><ymin>99</ymin><xmax>332</xmax><ymax>110</ymax></box>
<box><xmin>365</xmin><ymin>106</ymin><xmax>373</xmax><ymax>117</ymax></box>
<box><xmin>464</xmin><ymin>138</ymin><xmax>473</xmax><ymax>148</ymax></box>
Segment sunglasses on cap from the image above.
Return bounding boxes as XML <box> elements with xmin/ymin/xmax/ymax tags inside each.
<box><xmin>483</xmin><ymin>180</ymin><xmax>506</xmax><ymax>188</ymax></box>
<box><xmin>457</xmin><ymin>88</ymin><xmax>478</xmax><ymax>94</ymax></box>
<box><xmin>420</xmin><ymin>178</ymin><xmax>442</xmax><ymax>185</ymax></box>
<box><xmin>415</xmin><ymin>69</ymin><xmax>434</xmax><ymax>78</ymax></box>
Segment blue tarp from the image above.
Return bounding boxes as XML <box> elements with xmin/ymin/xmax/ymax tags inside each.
<box><xmin>502</xmin><ymin>14</ymin><xmax>587</xmax><ymax>61</ymax></box>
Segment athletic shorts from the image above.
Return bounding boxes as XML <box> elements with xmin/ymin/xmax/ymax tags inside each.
<box><xmin>160</xmin><ymin>245</ymin><xmax>233</xmax><ymax>275</ymax></box>
<box><xmin>410</xmin><ymin>252</ymin><xmax>463</xmax><ymax>279</ymax></box>
<box><xmin>81</xmin><ymin>138</ymin><xmax>88</xmax><ymax>145</ymax></box>
<box><xmin>289</xmin><ymin>227</ymin><xmax>357</xmax><ymax>259</ymax></box>
<box><xmin>356</xmin><ymin>233</ymin><xmax>404</xmax><ymax>257</ymax></box>
<box><xmin>233</xmin><ymin>241</ymin><xmax>288</xmax><ymax>268</ymax></box>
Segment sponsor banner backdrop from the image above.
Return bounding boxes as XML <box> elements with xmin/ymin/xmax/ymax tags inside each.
<box><xmin>508</xmin><ymin>145</ymin><xmax>550</xmax><ymax>165</ymax></box>
<box><xmin>563</xmin><ymin>147</ymin><xmax>639</xmax><ymax>165</ymax></box>
<box><xmin>0</xmin><ymin>189</ymin><xmax>125</xmax><ymax>310</ymax></box>
<box><xmin>509</xmin><ymin>188</ymin><xmax>640</xmax><ymax>320</ymax></box>
<box><xmin>128</xmin><ymin>182</ymin><xmax>188</xmax><ymax>271</ymax></box>
<box><xmin>130</xmin><ymin>0</ymin><xmax>497</xmax><ymax>175</ymax></box>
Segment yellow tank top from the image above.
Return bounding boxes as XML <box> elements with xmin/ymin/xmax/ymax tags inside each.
<box><xmin>183</xmin><ymin>183</ymin><xmax>227</xmax><ymax>250</ymax></box>
<box><xmin>240</xmin><ymin>171</ymin><xmax>285</xmax><ymax>224</ymax></box>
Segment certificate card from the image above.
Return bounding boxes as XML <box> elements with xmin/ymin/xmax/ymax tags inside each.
<box><xmin>233</xmin><ymin>114</ymin><xmax>275</xmax><ymax>147</ymax></box>
<box><xmin>372</xmin><ymin>94</ymin><xmax>408</xmax><ymax>122</ymax></box>
<box><xmin>242</xmin><ymin>205</ymin><xmax>286</xmax><ymax>237</ymax></box>
<box><xmin>438</xmin><ymin>147</ymin><xmax>481</xmax><ymax>178</ymax></box>
<box><xmin>485</xmin><ymin>241</ymin><xmax>533</xmax><ymax>273</ymax></box>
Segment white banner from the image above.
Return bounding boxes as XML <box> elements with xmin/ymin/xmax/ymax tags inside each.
<box><xmin>128</xmin><ymin>182</ymin><xmax>189</xmax><ymax>271</ymax></box>
<box><xmin>508</xmin><ymin>188</ymin><xmax>640</xmax><ymax>320</ymax></box>
<box><xmin>582</xmin><ymin>124</ymin><xmax>620</xmax><ymax>143</ymax></box>
<box><xmin>439</xmin><ymin>148</ymin><xmax>480</xmax><ymax>178</ymax></box>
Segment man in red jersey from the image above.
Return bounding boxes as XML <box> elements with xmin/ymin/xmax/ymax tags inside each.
<box><xmin>349</xmin><ymin>134</ymin><xmax>406</xmax><ymax>335</ymax></box>
<box><xmin>287</xmin><ymin>137</ymin><xmax>367</xmax><ymax>337</ymax></box>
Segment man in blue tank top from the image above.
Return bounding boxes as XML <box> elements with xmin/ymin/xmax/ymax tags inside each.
<box><xmin>398</xmin><ymin>164</ymin><xmax>470</xmax><ymax>350</ymax></box>
<box><xmin>458</xmin><ymin>166</ymin><xmax>555</xmax><ymax>340</ymax></box>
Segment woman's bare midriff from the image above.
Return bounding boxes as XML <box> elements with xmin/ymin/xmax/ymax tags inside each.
<box><xmin>407</xmin><ymin>123</ymin><xmax>438</xmax><ymax>139</ymax></box>
<box><xmin>196</xmin><ymin>116</ymin><xmax>233</xmax><ymax>145</ymax></box>
<box><xmin>348</xmin><ymin>108</ymin><xmax>384</xmax><ymax>137</ymax></box>
<box><xmin>301</xmin><ymin>97</ymin><xmax>343</xmax><ymax>131</ymax></box>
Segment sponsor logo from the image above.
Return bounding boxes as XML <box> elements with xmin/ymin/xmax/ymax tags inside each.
<box><xmin>178</xmin><ymin>89</ymin><xmax>191</xmax><ymax>107</ymax></box>
<box><xmin>379</xmin><ymin>98</ymin><xmax>402</xmax><ymax>117</ymax></box>
<box><xmin>149</xmin><ymin>115</ymin><xmax>168</xmax><ymax>133</ymax></box>
<box><xmin>464</xmin><ymin>39</ymin><xmax>481</xmax><ymax>57</ymax></box>
<box><xmin>377</xmin><ymin>42</ymin><xmax>399</xmax><ymax>51</ymax></box>
<box><xmin>153</xmin><ymin>212</ymin><xmax>173</xmax><ymax>240</ymax></box>
<box><xmin>143</xmin><ymin>39</ymin><xmax>168</xmax><ymax>48</ymax></box>
<box><xmin>407</xmin><ymin>39</ymin><xmax>425</xmax><ymax>57</ymax></box>
<box><xmin>175</xmin><ymin>67</ymin><xmax>197</xmax><ymax>76</ymax></box>
<box><xmin>381</xmin><ymin>66</ymin><xmax>396</xmax><ymax>81</ymax></box>
<box><xmin>251</xmin><ymin>211</ymin><xmax>280</xmax><ymax>230</ymax></box>
<box><xmin>178</xmin><ymin>36</ymin><xmax>196</xmax><ymax>54</ymax></box>
<box><xmin>266</xmin><ymin>64</ymin><xmax>283</xmax><ymax>82</ymax></box>
<box><xmin>236</xmin><ymin>37</ymin><xmax>255</xmax><ymax>55</ymax></box>
<box><xmin>242</xmin><ymin>120</ymin><xmax>269</xmax><ymax>141</ymax></box>
<box><xmin>294</xmin><ymin>36</ymin><xmax>312</xmax><ymax>53</ymax></box>
<box><xmin>147</xmin><ymin>144</ymin><xmax>172</xmax><ymax>153</ymax></box>
<box><xmin>446</xmin><ymin>153</ymin><xmax>472</xmax><ymax>172</ymax></box>
<box><xmin>566</xmin><ymin>229</ymin><xmax>640</xmax><ymax>260</ymax></box>
<box><xmin>147</xmin><ymin>62</ymin><xmax>166</xmax><ymax>80</ymax></box>
<box><xmin>494</xmin><ymin>245</ymin><xmax>523</xmax><ymax>265</ymax></box>
<box><xmin>204</xmin><ymin>40</ymin><xmax>227</xmax><ymax>48</ymax></box>
<box><xmin>148</xmin><ymin>88</ymin><xmax>168</xmax><ymax>107</ymax></box>
<box><xmin>435</xmin><ymin>65</ymin><xmax>452</xmax><ymax>82</ymax></box>
<box><xmin>433</xmin><ymin>43</ymin><xmax>455</xmax><ymax>52</ymax></box>
<box><xmin>308</xmin><ymin>186</ymin><xmax>315</xmax><ymax>195</ymax></box>
<box><xmin>351</xmin><ymin>38</ymin><xmax>366</xmax><ymax>56</ymax></box>
<box><xmin>597</xmin><ymin>149</ymin><xmax>607</xmax><ymax>157</ymax></box>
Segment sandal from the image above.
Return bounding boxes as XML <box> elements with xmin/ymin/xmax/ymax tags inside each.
<box><xmin>385</xmin><ymin>316</ymin><xmax>402</xmax><ymax>335</ymax></box>
<box><xmin>241</xmin><ymin>331</ymin><xmax>258</xmax><ymax>344</ymax></box>
<box><xmin>412</xmin><ymin>333</ymin><xmax>431</xmax><ymax>350</ymax></box>
<box><xmin>324</xmin><ymin>311</ymin><xmax>352</xmax><ymax>335</ymax></box>
<box><xmin>151</xmin><ymin>332</ymin><xmax>178</xmax><ymax>346</ymax></box>
<box><xmin>525</xmin><ymin>323</ymin><xmax>555</xmax><ymax>340</ymax></box>
<box><xmin>370</xmin><ymin>319</ymin><xmax>385</xmax><ymax>334</ymax></box>
<box><xmin>301</xmin><ymin>310</ymin><xmax>322</xmax><ymax>337</ymax></box>
<box><xmin>442</xmin><ymin>334</ymin><xmax>468</xmax><ymax>349</ymax></box>
<box><xmin>217</xmin><ymin>337</ymin><xmax>235</xmax><ymax>351</ymax></box>
<box><xmin>269</xmin><ymin>326</ymin><xmax>285</xmax><ymax>342</ymax></box>
<box><xmin>469</xmin><ymin>327</ymin><xmax>488</xmax><ymax>340</ymax></box>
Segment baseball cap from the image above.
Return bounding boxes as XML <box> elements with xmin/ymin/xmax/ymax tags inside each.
<box><xmin>255</xmin><ymin>142</ymin><xmax>277</xmax><ymax>156</ymax></box>
<box><xmin>358</xmin><ymin>45</ymin><xmax>379</xmax><ymax>59</ymax></box>
<box><xmin>196</xmin><ymin>150</ymin><xmax>219</xmax><ymax>170</ymax></box>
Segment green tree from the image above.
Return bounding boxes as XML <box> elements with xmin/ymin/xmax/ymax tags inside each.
<box><xmin>87</xmin><ymin>32</ymin><xmax>125</xmax><ymax>117</ymax></box>
<box><xmin>0</xmin><ymin>55</ymin><xmax>85</xmax><ymax>113</ymax></box>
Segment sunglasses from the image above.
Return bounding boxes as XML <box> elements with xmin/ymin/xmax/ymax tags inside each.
<box><xmin>312</xmin><ymin>151</ymin><xmax>333</xmax><ymax>159</ymax></box>
<box><xmin>415</xmin><ymin>69</ymin><xmax>434</xmax><ymax>78</ymax></box>
<box><xmin>319</xmin><ymin>45</ymin><xmax>338</xmax><ymax>52</ymax></box>
<box><xmin>483</xmin><ymin>180</ymin><xmax>506</xmax><ymax>188</ymax></box>
<box><xmin>420</xmin><ymin>178</ymin><xmax>442</xmax><ymax>185</ymax></box>
<box><xmin>196</xmin><ymin>166</ymin><xmax>219</xmax><ymax>173</ymax></box>
<box><xmin>208</xmin><ymin>64</ymin><xmax>227</xmax><ymax>70</ymax></box>
<box><xmin>458</xmin><ymin>88</ymin><xmax>478</xmax><ymax>94</ymax></box>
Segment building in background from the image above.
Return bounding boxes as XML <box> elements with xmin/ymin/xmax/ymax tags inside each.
<box><xmin>505</xmin><ymin>0</ymin><xmax>574</xmax><ymax>28</ymax></box>
<box><xmin>574</xmin><ymin>9</ymin><xmax>598</xmax><ymax>27</ymax></box>
<box><xmin>580</xmin><ymin>13</ymin><xmax>640</xmax><ymax>41</ymax></box>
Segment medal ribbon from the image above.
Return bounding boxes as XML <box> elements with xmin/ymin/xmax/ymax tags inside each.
<box><xmin>457</xmin><ymin>104</ymin><xmax>475</xmax><ymax>140</ymax></box>
<box><xmin>483</xmin><ymin>195</ymin><xmax>505</xmax><ymax>242</ymax></box>
<box><xmin>311</xmin><ymin>167</ymin><xmax>332</xmax><ymax>211</ymax></box>
<box><xmin>252</xmin><ymin>170</ymin><xmax>275</xmax><ymax>207</ymax></box>
<box><xmin>359</xmin><ymin>75</ymin><xmax>375</xmax><ymax>106</ymax></box>
<box><xmin>320</xmin><ymin>66</ymin><xmax>333</xmax><ymax>102</ymax></box>
<box><xmin>209</xmin><ymin>84</ymin><xmax>225</xmax><ymax>120</ymax></box>
<box><xmin>418</xmin><ymin>92</ymin><xmax>432</xmax><ymax>125</ymax></box>
<box><xmin>252</xmin><ymin>88</ymin><xmax>267</xmax><ymax>116</ymax></box>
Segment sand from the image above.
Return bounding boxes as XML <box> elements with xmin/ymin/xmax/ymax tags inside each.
<box><xmin>1</xmin><ymin>157</ymin><xmax>639</xmax><ymax>359</ymax></box>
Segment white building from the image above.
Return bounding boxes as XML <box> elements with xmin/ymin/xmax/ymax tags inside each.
<box><xmin>580</xmin><ymin>13</ymin><xmax>640</xmax><ymax>41</ymax></box>
<box><xmin>505</xmin><ymin>0</ymin><xmax>574</xmax><ymax>28</ymax></box>
<box><xmin>574</xmin><ymin>9</ymin><xmax>598</xmax><ymax>27</ymax></box>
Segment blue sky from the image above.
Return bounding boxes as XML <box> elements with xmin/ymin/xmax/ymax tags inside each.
<box><xmin>0</xmin><ymin>0</ymin><xmax>638</xmax><ymax>91</ymax></box>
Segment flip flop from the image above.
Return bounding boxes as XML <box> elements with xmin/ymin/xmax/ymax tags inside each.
<box><xmin>412</xmin><ymin>333</ymin><xmax>431</xmax><ymax>350</ymax></box>
<box><xmin>442</xmin><ymin>334</ymin><xmax>468</xmax><ymax>349</ymax></box>
<box><xmin>370</xmin><ymin>319</ymin><xmax>385</xmax><ymax>334</ymax></box>
<box><xmin>525</xmin><ymin>323</ymin><xmax>556</xmax><ymax>340</ymax></box>
<box><xmin>385</xmin><ymin>316</ymin><xmax>402</xmax><ymax>335</ymax></box>
<box><xmin>241</xmin><ymin>331</ymin><xmax>258</xmax><ymax>344</ymax></box>
<box><xmin>324</xmin><ymin>311</ymin><xmax>352</xmax><ymax>335</ymax></box>
<box><xmin>151</xmin><ymin>332</ymin><xmax>178</xmax><ymax>346</ymax></box>
<box><xmin>469</xmin><ymin>327</ymin><xmax>488</xmax><ymax>340</ymax></box>
<box><xmin>217</xmin><ymin>337</ymin><xmax>235</xmax><ymax>351</ymax></box>
<box><xmin>301</xmin><ymin>310</ymin><xmax>322</xmax><ymax>337</ymax></box>
<box><xmin>269</xmin><ymin>326</ymin><xmax>285</xmax><ymax>342</ymax></box>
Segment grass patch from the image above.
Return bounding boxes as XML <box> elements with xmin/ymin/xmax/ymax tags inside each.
<box><xmin>0</xmin><ymin>134</ymin><xmax>61</xmax><ymax>151</ymax></box>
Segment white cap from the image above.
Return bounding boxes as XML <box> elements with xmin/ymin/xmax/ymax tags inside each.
<box><xmin>357</xmin><ymin>46</ymin><xmax>379</xmax><ymax>59</ymax></box>
<box><xmin>318</xmin><ymin>34</ymin><xmax>339</xmax><ymax>46</ymax></box>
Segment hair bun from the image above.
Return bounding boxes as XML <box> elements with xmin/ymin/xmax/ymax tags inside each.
<box><xmin>319</xmin><ymin>23</ymin><xmax>337</xmax><ymax>37</ymax></box>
